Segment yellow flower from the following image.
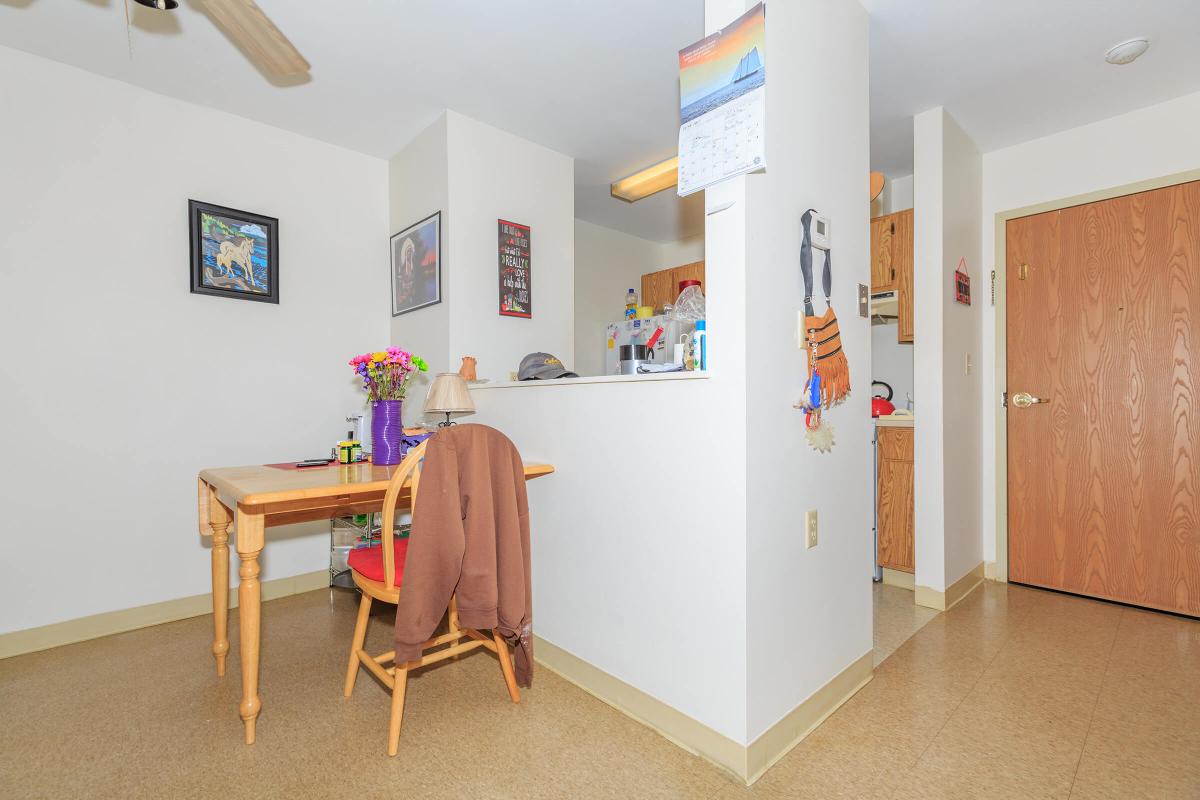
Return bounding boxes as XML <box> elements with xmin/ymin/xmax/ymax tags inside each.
<box><xmin>372</xmin><ymin>351</ymin><xmax>386</xmax><ymax>362</ymax></box>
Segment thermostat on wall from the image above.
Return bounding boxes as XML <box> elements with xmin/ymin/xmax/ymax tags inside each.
<box><xmin>809</xmin><ymin>212</ymin><xmax>831</xmax><ymax>250</ymax></box>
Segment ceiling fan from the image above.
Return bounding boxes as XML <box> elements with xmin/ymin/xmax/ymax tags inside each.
<box><xmin>132</xmin><ymin>0</ymin><xmax>310</xmax><ymax>77</ymax></box>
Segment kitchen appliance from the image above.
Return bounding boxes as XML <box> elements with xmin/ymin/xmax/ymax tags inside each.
<box><xmin>871</xmin><ymin>381</ymin><xmax>896</xmax><ymax>417</ymax></box>
<box><xmin>605</xmin><ymin>314</ymin><xmax>692</xmax><ymax>375</ymax></box>
<box><xmin>617</xmin><ymin>344</ymin><xmax>653</xmax><ymax>375</ymax></box>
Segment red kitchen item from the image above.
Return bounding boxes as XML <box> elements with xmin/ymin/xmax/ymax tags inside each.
<box><xmin>644</xmin><ymin>326</ymin><xmax>665</xmax><ymax>351</ymax></box>
<box><xmin>871</xmin><ymin>381</ymin><xmax>895</xmax><ymax>418</ymax></box>
<box><xmin>678</xmin><ymin>279</ymin><xmax>701</xmax><ymax>294</ymax></box>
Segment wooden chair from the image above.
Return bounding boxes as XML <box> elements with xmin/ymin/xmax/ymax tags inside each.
<box><xmin>342</xmin><ymin>440</ymin><xmax>521</xmax><ymax>756</ymax></box>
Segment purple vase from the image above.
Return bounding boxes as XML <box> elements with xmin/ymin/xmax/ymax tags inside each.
<box><xmin>371</xmin><ymin>399</ymin><xmax>404</xmax><ymax>465</ymax></box>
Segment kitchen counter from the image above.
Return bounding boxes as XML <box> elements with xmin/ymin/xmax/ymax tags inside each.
<box><xmin>876</xmin><ymin>412</ymin><xmax>914</xmax><ymax>428</ymax></box>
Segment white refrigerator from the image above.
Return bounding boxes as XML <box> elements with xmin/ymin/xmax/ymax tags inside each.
<box><xmin>603</xmin><ymin>315</ymin><xmax>693</xmax><ymax>375</ymax></box>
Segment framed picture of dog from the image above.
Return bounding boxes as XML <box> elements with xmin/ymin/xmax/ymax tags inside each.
<box><xmin>189</xmin><ymin>200</ymin><xmax>279</xmax><ymax>304</ymax></box>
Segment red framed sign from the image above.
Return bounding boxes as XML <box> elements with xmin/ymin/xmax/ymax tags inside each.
<box><xmin>498</xmin><ymin>219</ymin><xmax>532</xmax><ymax>318</ymax></box>
<box><xmin>954</xmin><ymin>257</ymin><xmax>971</xmax><ymax>306</ymax></box>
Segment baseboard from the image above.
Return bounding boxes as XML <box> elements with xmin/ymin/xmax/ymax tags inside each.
<box><xmin>915</xmin><ymin>562</ymin><xmax>984</xmax><ymax>612</ymax></box>
<box><xmin>881</xmin><ymin>567</ymin><xmax>915</xmax><ymax>590</ymax></box>
<box><xmin>0</xmin><ymin>570</ymin><xmax>329</xmax><ymax>660</ymax></box>
<box><xmin>534</xmin><ymin>636</ymin><xmax>873</xmax><ymax>785</ymax></box>
<box><xmin>744</xmin><ymin>650</ymin><xmax>874</xmax><ymax>783</ymax></box>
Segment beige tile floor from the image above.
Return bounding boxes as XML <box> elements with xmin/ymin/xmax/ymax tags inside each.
<box><xmin>1</xmin><ymin>582</ymin><xmax>1196</xmax><ymax>799</ymax></box>
<box><xmin>872</xmin><ymin>581</ymin><xmax>939</xmax><ymax>666</ymax></box>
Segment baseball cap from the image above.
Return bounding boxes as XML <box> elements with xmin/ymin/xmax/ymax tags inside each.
<box><xmin>518</xmin><ymin>353</ymin><xmax>578</xmax><ymax>381</ymax></box>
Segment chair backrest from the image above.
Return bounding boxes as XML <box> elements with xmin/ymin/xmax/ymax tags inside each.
<box><xmin>379</xmin><ymin>440</ymin><xmax>428</xmax><ymax>590</ymax></box>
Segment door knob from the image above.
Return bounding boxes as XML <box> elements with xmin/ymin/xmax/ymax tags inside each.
<box><xmin>1010</xmin><ymin>392</ymin><xmax>1046</xmax><ymax>408</ymax></box>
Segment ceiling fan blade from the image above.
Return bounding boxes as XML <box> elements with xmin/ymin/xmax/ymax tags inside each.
<box><xmin>202</xmin><ymin>0</ymin><xmax>310</xmax><ymax>76</ymax></box>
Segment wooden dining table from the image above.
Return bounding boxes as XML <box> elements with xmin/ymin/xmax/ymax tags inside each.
<box><xmin>197</xmin><ymin>457</ymin><xmax>554</xmax><ymax>744</ymax></box>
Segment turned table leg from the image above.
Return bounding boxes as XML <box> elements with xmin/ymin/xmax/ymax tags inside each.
<box><xmin>236</xmin><ymin>508</ymin><xmax>265</xmax><ymax>745</ymax></box>
<box><xmin>206</xmin><ymin>485</ymin><xmax>232</xmax><ymax>677</ymax></box>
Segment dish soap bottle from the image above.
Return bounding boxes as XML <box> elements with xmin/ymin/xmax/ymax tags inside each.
<box><xmin>691</xmin><ymin>320</ymin><xmax>707</xmax><ymax>371</ymax></box>
<box><xmin>625</xmin><ymin>288</ymin><xmax>638</xmax><ymax>319</ymax></box>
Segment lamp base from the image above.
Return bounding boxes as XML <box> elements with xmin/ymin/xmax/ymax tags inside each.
<box><xmin>437</xmin><ymin>413</ymin><xmax>456</xmax><ymax>428</ymax></box>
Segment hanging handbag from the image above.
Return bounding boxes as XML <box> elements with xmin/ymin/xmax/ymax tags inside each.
<box><xmin>800</xmin><ymin>209</ymin><xmax>851</xmax><ymax>408</ymax></box>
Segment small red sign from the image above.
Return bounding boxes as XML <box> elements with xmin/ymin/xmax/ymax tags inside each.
<box><xmin>954</xmin><ymin>257</ymin><xmax>971</xmax><ymax>306</ymax></box>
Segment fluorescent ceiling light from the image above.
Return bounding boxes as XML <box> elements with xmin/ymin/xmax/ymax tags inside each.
<box><xmin>611</xmin><ymin>157</ymin><xmax>679</xmax><ymax>202</ymax></box>
<box><xmin>1105</xmin><ymin>38</ymin><xmax>1149</xmax><ymax>65</ymax></box>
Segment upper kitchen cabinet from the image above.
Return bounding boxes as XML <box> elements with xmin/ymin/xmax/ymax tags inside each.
<box><xmin>871</xmin><ymin>208</ymin><xmax>914</xmax><ymax>343</ymax></box>
<box><xmin>641</xmin><ymin>260</ymin><xmax>705</xmax><ymax>313</ymax></box>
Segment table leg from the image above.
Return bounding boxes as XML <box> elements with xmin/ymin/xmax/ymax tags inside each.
<box><xmin>235</xmin><ymin>508</ymin><xmax>265</xmax><ymax>745</ymax></box>
<box><xmin>205</xmin><ymin>484</ymin><xmax>232</xmax><ymax>677</ymax></box>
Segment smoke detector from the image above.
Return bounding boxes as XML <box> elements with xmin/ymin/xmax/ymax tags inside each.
<box><xmin>1105</xmin><ymin>38</ymin><xmax>1150</xmax><ymax>65</ymax></box>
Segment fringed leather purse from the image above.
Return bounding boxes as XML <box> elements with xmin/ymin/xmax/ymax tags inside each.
<box><xmin>796</xmin><ymin>209</ymin><xmax>851</xmax><ymax>451</ymax></box>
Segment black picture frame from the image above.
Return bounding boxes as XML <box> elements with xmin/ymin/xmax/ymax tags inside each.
<box><xmin>391</xmin><ymin>211</ymin><xmax>443</xmax><ymax>316</ymax></box>
<box><xmin>189</xmin><ymin>199</ymin><xmax>279</xmax><ymax>304</ymax></box>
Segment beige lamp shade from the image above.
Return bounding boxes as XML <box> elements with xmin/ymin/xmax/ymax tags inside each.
<box><xmin>424</xmin><ymin>372</ymin><xmax>475</xmax><ymax>416</ymax></box>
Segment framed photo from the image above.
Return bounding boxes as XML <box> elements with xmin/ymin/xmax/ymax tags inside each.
<box><xmin>189</xmin><ymin>200</ymin><xmax>279</xmax><ymax>304</ymax></box>
<box><xmin>391</xmin><ymin>212</ymin><xmax>442</xmax><ymax>316</ymax></box>
<box><xmin>498</xmin><ymin>219</ymin><xmax>531</xmax><ymax>318</ymax></box>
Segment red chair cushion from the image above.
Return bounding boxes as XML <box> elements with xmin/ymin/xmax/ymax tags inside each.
<box><xmin>347</xmin><ymin>538</ymin><xmax>410</xmax><ymax>585</ymax></box>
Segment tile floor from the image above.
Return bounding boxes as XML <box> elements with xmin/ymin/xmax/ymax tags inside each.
<box><xmin>872</xmin><ymin>581</ymin><xmax>939</xmax><ymax>666</ymax></box>
<box><xmin>1</xmin><ymin>582</ymin><xmax>1196</xmax><ymax>799</ymax></box>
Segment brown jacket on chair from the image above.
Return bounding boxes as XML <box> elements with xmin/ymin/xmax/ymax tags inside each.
<box><xmin>393</xmin><ymin>424</ymin><xmax>534</xmax><ymax>686</ymax></box>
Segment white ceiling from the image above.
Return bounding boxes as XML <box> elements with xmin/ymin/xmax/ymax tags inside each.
<box><xmin>2</xmin><ymin>1</ymin><xmax>1199</xmax><ymax>241</ymax></box>
<box><xmin>864</xmin><ymin>0</ymin><xmax>1200</xmax><ymax>178</ymax></box>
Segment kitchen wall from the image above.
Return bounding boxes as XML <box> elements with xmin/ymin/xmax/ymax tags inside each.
<box><xmin>871</xmin><ymin>324</ymin><xmax>914</xmax><ymax>408</ymax></box>
<box><xmin>913</xmin><ymin>107</ymin><xmax>983</xmax><ymax>597</ymax></box>
<box><xmin>871</xmin><ymin>171</ymin><xmax>915</xmax><ymax>408</ymax></box>
<box><xmin>979</xmin><ymin>89</ymin><xmax>1200</xmax><ymax>574</ymax></box>
<box><xmin>742</xmin><ymin>0</ymin><xmax>872</xmax><ymax>740</ymax></box>
<box><xmin>573</xmin><ymin>220</ymin><xmax>706</xmax><ymax>377</ymax></box>
<box><xmin>0</xmin><ymin>46</ymin><xmax>390</xmax><ymax>635</ymax></box>
<box><xmin>870</xmin><ymin>172</ymin><xmax>913</xmax><ymax>217</ymax></box>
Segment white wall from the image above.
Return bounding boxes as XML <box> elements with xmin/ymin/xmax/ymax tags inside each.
<box><xmin>870</xmin><ymin>172</ymin><xmax>913</xmax><ymax>217</ymax></box>
<box><xmin>980</xmin><ymin>90</ymin><xmax>1200</xmax><ymax>571</ymax></box>
<box><xmin>0</xmin><ymin>47</ymin><xmax>389</xmax><ymax>634</ymax></box>
<box><xmin>573</xmin><ymin>220</ymin><xmax>706</xmax><ymax>377</ymax></box>
<box><xmin>743</xmin><ymin>0</ymin><xmax>872</xmax><ymax>740</ymax></box>
<box><xmin>939</xmin><ymin>114</ymin><xmax>983</xmax><ymax>586</ymax></box>
<box><xmin>388</xmin><ymin>114</ymin><xmax>449</xmax><ymax>424</ymax></box>
<box><xmin>913</xmin><ymin>107</ymin><xmax>983</xmax><ymax>594</ymax></box>
<box><xmin>573</xmin><ymin>220</ymin><xmax>662</xmax><ymax>376</ymax></box>
<box><xmin>871</xmin><ymin>325</ymin><xmax>913</xmax><ymax>408</ymax></box>
<box><xmin>446</xmin><ymin>112</ymin><xmax>575</xmax><ymax>382</ymax></box>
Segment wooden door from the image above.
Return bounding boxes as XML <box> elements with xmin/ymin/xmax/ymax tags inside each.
<box><xmin>894</xmin><ymin>209</ymin><xmax>914</xmax><ymax>343</ymax></box>
<box><xmin>1006</xmin><ymin>180</ymin><xmax>1200</xmax><ymax>616</ymax></box>
<box><xmin>877</xmin><ymin>426</ymin><xmax>915</xmax><ymax>572</ymax></box>
<box><xmin>870</xmin><ymin>213</ymin><xmax>897</xmax><ymax>293</ymax></box>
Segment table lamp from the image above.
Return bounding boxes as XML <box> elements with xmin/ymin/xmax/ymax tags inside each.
<box><xmin>424</xmin><ymin>372</ymin><xmax>475</xmax><ymax>427</ymax></box>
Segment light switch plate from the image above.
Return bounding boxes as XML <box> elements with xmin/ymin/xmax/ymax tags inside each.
<box><xmin>858</xmin><ymin>283</ymin><xmax>869</xmax><ymax>317</ymax></box>
<box><xmin>805</xmin><ymin>510</ymin><xmax>818</xmax><ymax>549</ymax></box>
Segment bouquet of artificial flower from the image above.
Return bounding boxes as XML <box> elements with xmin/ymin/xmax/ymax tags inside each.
<box><xmin>349</xmin><ymin>347</ymin><xmax>428</xmax><ymax>402</ymax></box>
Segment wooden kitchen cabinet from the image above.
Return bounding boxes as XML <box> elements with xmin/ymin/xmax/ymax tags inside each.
<box><xmin>876</xmin><ymin>425</ymin><xmax>914</xmax><ymax>573</ymax></box>
<box><xmin>641</xmin><ymin>260</ymin><xmax>705</xmax><ymax>313</ymax></box>
<box><xmin>894</xmin><ymin>209</ymin><xmax>914</xmax><ymax>343</ymax></box>
<box><xmin>871</xmin><ymin>209</ymin><xmax>914</xmax><ymax>343</ymax></box>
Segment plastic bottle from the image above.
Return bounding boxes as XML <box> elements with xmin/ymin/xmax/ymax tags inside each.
<box><xmin>625</xmin><ymin>288</ymin><xmax>638</xmax><ymax>319</ymax></box>
<box><xmin>691</xmin><ymin>320</ymin><xmax>707</xmax><ymax>371</ymax></box>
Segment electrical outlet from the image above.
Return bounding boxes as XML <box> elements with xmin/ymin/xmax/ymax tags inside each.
<box><xmin>805</xmin><ymin>510</ymin><xmax>818</xmax><ymax>549</ymax></box>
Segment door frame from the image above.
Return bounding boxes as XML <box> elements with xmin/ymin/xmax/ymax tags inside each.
<box><xmin>992</xmin><ymin>168</ymin><xmax>1200</xmax><ymax>584</ymax></box>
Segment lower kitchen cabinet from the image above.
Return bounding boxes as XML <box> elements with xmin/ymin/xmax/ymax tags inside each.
<box><xmin>877</xmin><ymin>425</ymin><xmax>914</xmax><ymax>572</ymax></box>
